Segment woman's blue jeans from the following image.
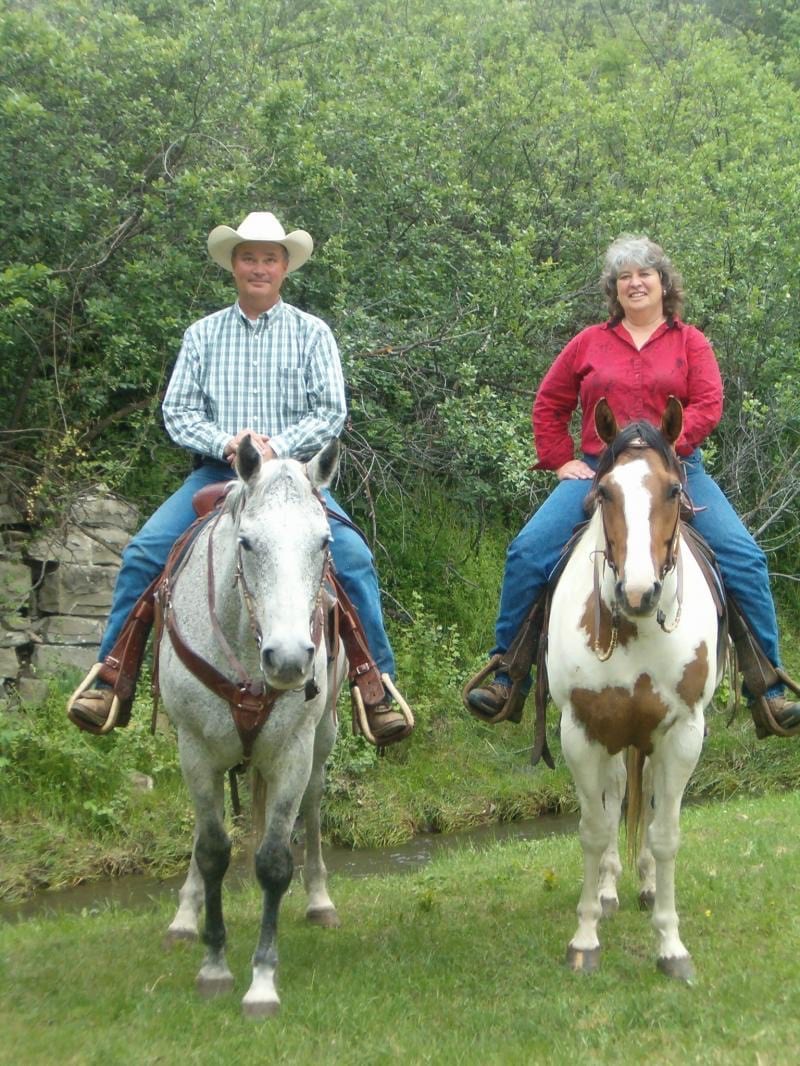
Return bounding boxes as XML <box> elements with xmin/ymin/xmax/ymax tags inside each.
<box><xmin>98</xmin><ymin>460</ymin><xmax>395</xmax><ymax>677</ymax></box>
<box><xmin>492</xmin><ymin>450</ymin><xmax>783</xmax><ymax>697</ymax></box>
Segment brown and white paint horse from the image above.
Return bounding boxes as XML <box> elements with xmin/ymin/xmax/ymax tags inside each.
<box><xmin>547</xmin><ymin>397</ymin><xmax>720</xmax><ymax>981</ymax></box>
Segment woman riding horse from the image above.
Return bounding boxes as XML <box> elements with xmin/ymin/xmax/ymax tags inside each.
<box><xmin>466</xmin><ymin>233</ymin><xmax>800</xmax><ymax>735</ymax></box>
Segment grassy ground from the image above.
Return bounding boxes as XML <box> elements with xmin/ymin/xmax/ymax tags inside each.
<box><xmin>2</xmin><ymin>790</ymin><xmax>800</xmax><ymax>1064</ymax></box>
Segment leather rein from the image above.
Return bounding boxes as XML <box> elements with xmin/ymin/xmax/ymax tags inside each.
<box><xmin>156</xmin><ymin>494</ymin><xmax>330</xmax><ymax>763</ymax></box>
<box><xmin>591</xmin><ymin>443</ymin><xmax>685</xmax><ymax>661</ymax></box>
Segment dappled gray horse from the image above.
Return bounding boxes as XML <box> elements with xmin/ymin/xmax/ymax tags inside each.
<box><xmin>160</xmin><ymin>437</ymin><xmax>344</xmax><ymax>1017</ymax></box>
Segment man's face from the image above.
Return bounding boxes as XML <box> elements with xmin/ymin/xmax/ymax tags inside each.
<box><xmin>231</xmin><ymin>242</ymin><xmax>289</xmax><ymax>311</ymax></box>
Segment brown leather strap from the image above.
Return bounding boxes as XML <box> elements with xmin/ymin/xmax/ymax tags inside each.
<box><xmin>95</xmin><ymin>573</ymin><xmax>161</xmax><ymax>727</ymax></box>
<box><xmin>331</xmin><ymin>572</ymin><xmax>386</xmax><ymax>708</ymax></box>
<box><xmin>162</xmin><ymin>600</ymin><xmax>280</xmax><ymax>759</ymax></box>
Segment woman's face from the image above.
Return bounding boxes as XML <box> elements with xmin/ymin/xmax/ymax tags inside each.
<box><xmin>615</xmin><ymin>263</ymin><xmax>664</xmax><ymax>319</ymax></box>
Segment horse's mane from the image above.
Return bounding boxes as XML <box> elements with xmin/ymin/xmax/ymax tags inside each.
<box><xmin>586</xmin><ymin>421</ymin><xmax>684</xmax><ymax>515</ymax></box>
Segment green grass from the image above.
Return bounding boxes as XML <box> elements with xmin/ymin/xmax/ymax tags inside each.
<box><xmin>2</xmin><ymin>791</ymin><xmax>800</xmax><ymax>1064</ymax></box>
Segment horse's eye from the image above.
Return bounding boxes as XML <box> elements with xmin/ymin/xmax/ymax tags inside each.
<box><xmin>238</xmin><ymin>535</ymin><xmax>252</xmax><ymax>552</ymax></box>
<box><xmin>668</xmin><ymin>483</ymin><xmax>681</xmax><ymax>500</ymax></box>
<box><xmin>597</xmin><ymin>484</ymin><xmax>610</xmax><ymax>501</ymax></box>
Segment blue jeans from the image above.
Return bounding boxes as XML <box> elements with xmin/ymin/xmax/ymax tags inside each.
<box><xmin>99</xmin><ymin>460</ymin><xmax>395</xmax><ymax>677</ymax></box>
<box><xmin>492</xmin><ymin>450</ymin><xmax>783</xmax><ymax>697</ymax></box>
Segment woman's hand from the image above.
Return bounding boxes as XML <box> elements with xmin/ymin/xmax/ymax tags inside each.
<box><xmin>556</xmin><ymin>459</ymin><xmax>595</xmax><ymax>481</ymax></box>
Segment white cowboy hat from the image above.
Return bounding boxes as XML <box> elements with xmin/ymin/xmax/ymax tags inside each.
<box><xmin>207</xmin><ymin>212</ymin><xmax>314</xmax><ymax>273</ymax></box>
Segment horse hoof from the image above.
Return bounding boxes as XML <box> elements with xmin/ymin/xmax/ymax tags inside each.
<box><xmin>242</xmin><ymin>998</ymin><xmax>281</xmax><ymax>1020</ymax></box>
<box><xmin>600</xmin><ymin>896</ymin><xmax>619</xmax><ymax>918</ymax></box>
<box><xmin>196</xmin><ymin>972</ymin><xmax>235</xmax><ymax>998</ymax></box>
<box><xmin>657</xmin><ymin>955</ymin><xmax>695</xmax><ymax>983</ymax></box>
<box><xmin>163</xmin><ymin>927</ymin><xmax>198</xmax><ymax>949</ymax></box>
<box><xmin>566</xmin><ymin>944</ymin><xmax>600</xmax><ymax>973</ymax></box>
<box><xmin>306</xmin><ymin>906</ymin><xmax>340</xmax><ymax>928</ymax></box>
<box><xmin>638</xmin><ymin>890</ymin><xmax>655</xmax><ymax>911</ymax></box>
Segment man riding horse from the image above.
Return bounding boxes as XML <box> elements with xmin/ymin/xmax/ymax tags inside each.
<box><xmin>68</xmin><ymin>210</ymin><xmax>413</xmax><ymax>748</ymax></box>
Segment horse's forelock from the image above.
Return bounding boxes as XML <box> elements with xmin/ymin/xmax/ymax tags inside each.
<box><xmin>245</xmin><ymin>460</ymin><xmax>311</xmax><ymax>510</ymax></box>
<box><xmin>593</xmin><ymin>421</ymin><xmax>683</xmax><ymax>488</ymax></box>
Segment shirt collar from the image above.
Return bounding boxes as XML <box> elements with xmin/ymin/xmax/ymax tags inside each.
<box><xmin>234</xmin><ymin>298</ymin><xmax>285</xmax><ymax>328</ymax></box>
<box><xmin>603</xmin><ymin>316</ymin><xmax>684</xmax><ymax>335</ymax></box>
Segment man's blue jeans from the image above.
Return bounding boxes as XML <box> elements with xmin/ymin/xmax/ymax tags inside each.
<box><xmin>493</xmin><ymin>450</ymin><xmax>783</xmax><ymax>697</ymax></box>
<box><xmin>99</xmin><ymin>460</ymin><xmax>395</xmax><ymax>677</ymax></box>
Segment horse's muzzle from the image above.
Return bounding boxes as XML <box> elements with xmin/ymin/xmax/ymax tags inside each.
<box><xmin>615</xmin><ymin>579</ymin><xmax>662</xmax><ymax>617</ymax></box>
<box><xmin>261</xmin><ymin>640</ymin><xmax>315</xmax><ymax>689</ymax></box>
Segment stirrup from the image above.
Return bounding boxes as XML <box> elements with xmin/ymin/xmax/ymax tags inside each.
<box><xmin>461</xmin><ymin>654</ymin><xmax>527</xmax><ymax>724</ymax></box>
<box><xmin>67</xmin><ymin>663</ymin><xmax>125</xmax><ymax>736</ymax></box>
<box><xmin>352</xmin><ymin>674</ymin><xmax>415</xmax><ymax>746</ymax></box>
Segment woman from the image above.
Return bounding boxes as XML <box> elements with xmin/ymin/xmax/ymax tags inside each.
<box><xmin>467</xmin><ymin>234</ymin><xmax>800</xmax><ymax>735</ymax></box>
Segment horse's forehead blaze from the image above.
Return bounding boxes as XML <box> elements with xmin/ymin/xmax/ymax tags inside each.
<box><xmin>570</xmin><ymin>674</ymin><xmax>670</xmax><ymax>755</ymax></box>
<box><xmin>677</xmin><ymin>641</ymin><xmax>709</xmax><ymax>707</ymax></box>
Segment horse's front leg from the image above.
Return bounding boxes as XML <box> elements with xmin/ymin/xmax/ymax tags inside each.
<box><xmin>648</xmin><ymin>716</ymin><xmax>704</xmax><ymax>981</ymax></box>
<box><xmin>242</xmin><ymin>779</ymin><xmax>306</xmax><ymax>1018</ymax></box>
<box><xmin>562</xmin><ymin>716</ymin><xmax>613</xmax><ymax>973</ymax></box>
<box><xmin>301</xmin><ymin>700</ymin><xmax>339</xmax><ymax>927</ymax></box>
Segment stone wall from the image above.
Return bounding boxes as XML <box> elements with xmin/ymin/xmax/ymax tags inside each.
<box><xmin>0</xmin><ymin>488</ymin><xmax>138</xmax><ymax>703</ymax></box>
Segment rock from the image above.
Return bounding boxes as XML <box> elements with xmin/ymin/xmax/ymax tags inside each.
<box><xmin>31</xmin><ymin>643</ymin><xmax>98</xmax><ymax>674</ymax></box>
<box><xmin>33</xmin><ymin>615</ymin><xmax>105</xmax><ymax>645</ymax></box>
<box><xmin>68</xmin><ymin>490</ymin><xmax>139</xmax><ymax>533</ymax></box>
<box><xmin>0</xmin><ymin>645</ymin><xmax>19</xmax><ymax>678</ymax></box>
<box><xmin>0</xmin><ymin>559</ymin><xmax>31</xmax><ymax>613</ymax></box>
<box><xmin>27</xmin><ymin>525</ymin><xmax>130</xmax><ymax>566</ymax></box>
<box><xmin>16</xmin><ymin>677</ymin><xmax>50</xmax><ymax>706</ymax></box>
<box><xmin>37</xmin><ymin>563</ymin><xmax>116</xmax><ymax>616</ymax></box>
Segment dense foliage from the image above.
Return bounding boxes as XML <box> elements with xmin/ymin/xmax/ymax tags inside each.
<box><xmin>2</xmin><ymin>0</ymin><xmax>799</xmax><ymax>610</ymax></box>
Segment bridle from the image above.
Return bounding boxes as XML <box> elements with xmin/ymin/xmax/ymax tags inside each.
<box><xmin>591</xmin><ymin>442</ymin><xmax>686</xmax><ymax>660</ymax></box>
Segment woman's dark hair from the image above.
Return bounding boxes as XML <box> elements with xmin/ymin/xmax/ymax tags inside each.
<box><xmin>600</xmin><ymin>234</ymin><xmax>685</xmax><ymax>323</ymax></box>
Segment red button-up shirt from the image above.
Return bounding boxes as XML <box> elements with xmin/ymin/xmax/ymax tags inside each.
<box><xmin>532</xmin><ymin>319</ymin><xmax>723</xmax><ymax>470</ymax></box>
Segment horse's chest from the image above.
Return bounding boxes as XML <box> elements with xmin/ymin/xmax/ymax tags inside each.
<box><xmin>567</xmin><ymin>672</ymin><xmax>673</xmax><ymax>755</ymax></box>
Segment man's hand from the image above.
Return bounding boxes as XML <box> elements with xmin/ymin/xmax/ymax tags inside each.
<box><xmin>556</xmin><ymin>459</ymin><xmax>594</xmax><ymax>481</ymax></box>
<box><xmin>224</xmin><ymin>430</ymin><xmax>277</xmax><ymax>465</ymax></box>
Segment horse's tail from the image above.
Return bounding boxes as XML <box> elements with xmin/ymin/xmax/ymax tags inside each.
<box><xmin>625</xmin><ymin>746</ymin><xmax>645</xmax><ymax>867</ymax></box>
<box><xmin>251</xmin><ymin>768</ymin><xmax>268</xmax><ymax>846</ymax></box>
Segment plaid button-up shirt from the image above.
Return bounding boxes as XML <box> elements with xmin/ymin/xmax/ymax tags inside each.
<box><xmin>162</xmin><ymin>299</ymin><xmax>347</xmax><ymax>461</ymax></box>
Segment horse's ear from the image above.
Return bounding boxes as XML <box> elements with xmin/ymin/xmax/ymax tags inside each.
<box><xmin>306</xmin><ymin>439</ymin><xmax>340</xmax><ymax>490</ymax></box>
<box><xmin>594</xmin><ymin>398</ymin><xmax>619</xmax><ymax>445</ymax></box>
<box><xmin>661</xmin><ymin>395</ymin><xmax>684</xmax><ymax>446</ymax></box>
<box><xmin>235</xmin><ymin>434</ymin><xmax>261</xmax><ymax>484</ymax></box>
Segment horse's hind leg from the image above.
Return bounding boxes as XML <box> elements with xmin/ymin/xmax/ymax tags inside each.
<box><xmin>598</xmin><ymin>752</ymin><xmax>626</xmax><ymax>918</ymax></box>
<box><xmin>648</xmin><ymin>718</ymin><xmax>704</xmax><ymax>981</ymax></box>
<box><xmin>180</xmin><ymin>763</ymin><xmax>234</xmax><ymax>997</ymax></box>
<box><xmin>301</xmin><ymin>703</ymin><xmax>339</xmax><ymax>927</ymax></box>
<box><xmin>637</xmin><ymin>756</ymin><xmax>656</xmax><ymax>911</ymax></box>
<box><xmin>164</xmin><ymin>841</ymin><xmax>204</xmax><ymax>944</ymax></box>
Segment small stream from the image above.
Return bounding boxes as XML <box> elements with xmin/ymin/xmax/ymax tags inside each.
<box><xmin>1</xmin><ymin>812</ymin><xmax>578</xmax><ymax>923</ymax></box>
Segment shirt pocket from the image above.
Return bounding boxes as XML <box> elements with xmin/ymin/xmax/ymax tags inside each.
<box><xmin>279</xmin><ymin>365</ymin><xmax>309</xmax><ymax>418</ymax></box>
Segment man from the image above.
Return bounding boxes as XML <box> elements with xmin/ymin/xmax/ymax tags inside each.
<box><xmin>68</xmin><ymin>211</ymin><xmax>411</xmax><ymax>745</ymax></box>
